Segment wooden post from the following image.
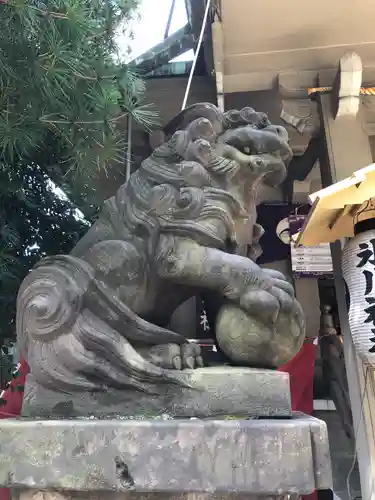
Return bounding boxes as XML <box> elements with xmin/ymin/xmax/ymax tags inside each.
<box><xmin>331</xmin><ymin>52</ymin><xmax>362</xmax><ymax>119</ymax></box>
<box><xmin>318</xmin><ymin>90</ymin><xmax>375</xmax><ymax>500</ymax></box>
<box><xmin>212</xmin><ymin>14</ymin><xmax>224</xmax><ymax>112</ymax></box>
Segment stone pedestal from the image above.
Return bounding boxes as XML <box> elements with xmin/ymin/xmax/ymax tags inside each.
<box><xmin>11</xmin><ymin>494</ymin><xmax>323</xmax><ymax>500</ymax></box>
<box><xmin>21</xmin><ymin>368</ymin><xmax>292</xmax><ymax>418</ymax></box>
<box><xmin>0</xmin><ymin>414</ymin><xmax>332</xmax><ymax>499</ymax></box>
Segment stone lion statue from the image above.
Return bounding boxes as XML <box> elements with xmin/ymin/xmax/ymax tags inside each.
<box><xmin>17</xmin><ymin>103</ymin><xmax>305</xmax><ymax>417</ymax></box>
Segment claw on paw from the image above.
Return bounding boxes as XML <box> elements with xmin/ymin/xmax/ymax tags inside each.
<box><xmin>139</xmin><ymin>342</ymin><xmax>204</xmax><ymax>370</ymax></box>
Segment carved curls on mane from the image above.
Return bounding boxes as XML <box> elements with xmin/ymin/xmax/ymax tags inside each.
<box><xmin>104</xmin><ymin>103</ymin><xmax>276</xmax><ymax>253</ymax></box>
<box><xmin>17</xmin><ymin>103</ymin><xmax>291</xmax><ymax>400</ymax></box>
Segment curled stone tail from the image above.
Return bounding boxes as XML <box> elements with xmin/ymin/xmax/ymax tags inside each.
<box><xmin>17</xmin><ymin>255</ymin><xmax>189</xmax><ymax>394</ymax></box>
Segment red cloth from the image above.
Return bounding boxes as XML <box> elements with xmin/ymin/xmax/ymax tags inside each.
<box><xmin>278</xmin><ymin>341</ymin><xmax>317</xmax><ymax>414</ymax></box>
<box><xmin>0</xmin><ymin>359</ymin><xmax>29</xmax><ymax>418</ymax></box>
<box><xmin>0</xmin><ymin>359</ymin><xmax>29</xmax><ymax>500</ymax></box>
<box><xmin>0</xmin><ymin>345</ymin><xmax>318</xmax><ymax>500</ymax></box>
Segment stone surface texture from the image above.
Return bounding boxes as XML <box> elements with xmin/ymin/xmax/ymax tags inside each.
<box><xmin>0</xmin><ymin>415</ymin><xmax>331</xmax><ymax>494</ymax></box>
<box><xmin>2</xmin><ymin>106</ymin><xmax>330</xmax><ymax>500</ymax></box>
<box><xmin>16</xmin><ymin>102</ymin><xmax>305</xmax><ymax>418</ymax></box>
<box><xmin>22</xmin><ymin>367</ymin><xmax>292</xmax><ymax>418</ymax></box>
<box><xmin>13</xmin><ymin>493</ymin><xmax>301</xmax><ymax>500</ymax></box>
<box><xmin>315</xmin><ymin>410</ymin><xmax>359</xmax><ymax>500</ymax></box>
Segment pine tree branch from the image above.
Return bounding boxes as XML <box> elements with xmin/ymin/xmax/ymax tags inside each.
<box><xmin>39</xmin><ymin>112</ymin><xmax>130</xmax><ymax>126</ymax></box>
<box><xmin>0</xmin><ymin>0</ymin><xmax>148</xmax><ymax>181</ymax></box>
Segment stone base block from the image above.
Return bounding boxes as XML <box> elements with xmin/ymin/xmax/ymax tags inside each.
<box><xmin>21</xmin><ymin>367</ymin><xmax>292</xmax><ymax>418</ymax></box>
<box><xmin>13</xmin><ymin>493</ymin><xmax>310</xmax><ymax>500</ymax></box>
<box><xmin>12</xmin><ymin>493</ymin><xmax>309</xmax><ymax>500</ymax></box>
<box><xmin>0</xmin><ymin>414</ymin><xmax>332</xmax><ymax>495</ymax></box>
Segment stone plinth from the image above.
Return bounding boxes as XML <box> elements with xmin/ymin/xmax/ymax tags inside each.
<box><xmin>0</xmin><ymin>414</ymin><xmax>332</xmax><ymax>495</ymax></box>
<box><xmin>11</xmin><ymin>494</ymin><xmax>320</xmax><ymax>500</ymax></box>
<box><xmin>21</xmin><ymin>368</ymin><xmax>292</xmax><ymax>418</ymax></box>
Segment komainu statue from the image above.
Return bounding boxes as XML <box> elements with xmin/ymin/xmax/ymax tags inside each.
<box><xmin>17</xmin><ymin>103</ymin><xmax>305</xmax><ymax>418</ymax></box>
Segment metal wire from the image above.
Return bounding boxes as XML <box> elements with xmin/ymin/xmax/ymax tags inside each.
<box><xmin>125</xmin><ymin>115</ymin><xmax>132</xmax><ymax>181</ymax></box>
<box><xmin>181</xmin><ymin>0</ymin><xmax>212</xmax><ymax>110</ymax></box>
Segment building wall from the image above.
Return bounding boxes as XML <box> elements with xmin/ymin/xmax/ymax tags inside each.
<box><xmin>144</xmin><ymin>76</ymin><xmax>217</xmax><ymax>125</ymax></box>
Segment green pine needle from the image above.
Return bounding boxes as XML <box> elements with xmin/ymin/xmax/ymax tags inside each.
<box><xmin>0</xmin><ymin>0</ymin><xmax>156</xmax><ymax>345</ymax></box>
<box><xmin>0</xmin><ymin>0</ymin><xmax>156</xmax><ymax>180</ymax></box>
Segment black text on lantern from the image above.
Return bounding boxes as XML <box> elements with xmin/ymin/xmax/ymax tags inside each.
<box><xmin>356</xmin><ymin>239</ymin><xmax>375</xmax><ymax>352</ymax></box>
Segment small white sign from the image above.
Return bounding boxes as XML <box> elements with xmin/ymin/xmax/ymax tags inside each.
<box><xmin>289</xmin><ymin>215</ymin><xmax>333</xmax><ymax>277</ymax></box>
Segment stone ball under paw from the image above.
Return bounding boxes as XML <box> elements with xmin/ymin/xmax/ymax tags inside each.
<box><xmin>215</xmin><ymin>303</ymin><xmax>304</xmax><ymax>368</ymax></box>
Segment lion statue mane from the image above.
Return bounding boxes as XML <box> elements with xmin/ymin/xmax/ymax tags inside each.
<box><xmin>16</xmin><ymin>103</ymin><xmax>305</xmax><ymax>415</ymax></box>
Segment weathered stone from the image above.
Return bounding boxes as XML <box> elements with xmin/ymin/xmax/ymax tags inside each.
<box><xmin>21</xmin><ymin>367</ymin><xmax>291</xmax><ymax>418</ymax></box>
<box><xmin>0</xmin><ymin>415</ymin><xmax>332</xmax><ymax>494</ymax></box>
<box><xmin>10</xmin><ymin>493</ymin><xmax>308</xmax><ymax>500</ymax></box>
<box><xmin>2</xmin><ymin>105</ymin><xmax>329</xmax><ymax>500</ymax></box>
<box><xmin>15</xmin><ymin>103</ymin><xmax>305</xmax><ymax>418</ymax></box>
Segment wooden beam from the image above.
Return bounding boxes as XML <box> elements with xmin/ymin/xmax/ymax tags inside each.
<box><xmin>282</xmin><ymin>135</ymin><xmax>320</xmax><ymax>202</ymax></box>
<box><xmin>212</xmin><ymin>15</ymin><xmax>224</xmax><ymax>110</ymax></box>
<box><xmin>318</xmin><ymin>92</ymin><xmax>375</xmax><ymax>500</ymax></box>
<box><xmin>185</xmin><ymin>0</ymin><xmax>205</xmax><ymax>40</ymax></box>
<box><xmin>319</xmin><ymin>304</ymin><xmax>354</xmax><ymax>442</ymax></box>
<box><xmin>331</xmin><ymin>52</ymin><xmax>363</xmax><ymax>119</ymax></box>
<box><xmin>132</xmin><ymin>25</ymin><xmax>194</xmax><ymax>75</ymax></box>
<box><xmin>164</xmin><ymin>0</ymin><xmax>177</xmax><ymax>39</ymax></box>
<box><xmin>278</xmin><ymin>72</ymin><xmax>321</xmax><ymax>157</ymax></box>
<box><xmin>147</xmin><ymin>61</ymin><xmax>193</xmax><ymax>78</ymax></box>
<box><xmin>185</xmin><ymin>0</ymin><xmax>215</xmax><ymax>76</ymax></box>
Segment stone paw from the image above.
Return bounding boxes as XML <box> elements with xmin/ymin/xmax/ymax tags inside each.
<box><xmin>138</xmin><ymin>342</ymin><xmax>204</xmax><ymax>370</ymax></box>
<box><xmin>239</xmin><ymin>267</ymin><xmax>302</xmax><ymax>329</ymax></box>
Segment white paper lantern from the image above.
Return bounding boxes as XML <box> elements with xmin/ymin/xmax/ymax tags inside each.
<box><xmin>342</xmin><ymin>228</ymin><xmax>375</xmax><ymax>366</ymax></box>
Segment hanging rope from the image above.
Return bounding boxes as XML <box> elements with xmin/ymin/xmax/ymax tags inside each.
<box><xmin>308</xmin><ymin>86</ymin><xmax>375</xmax><ymax>96</ymax></box>
<box><xmin>181</xmin><ymin>0</ymin><xmax>212</xmax><ymax>110</ymax></box>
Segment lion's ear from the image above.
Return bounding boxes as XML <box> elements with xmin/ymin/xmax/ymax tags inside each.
<box><xmin>149</xmin><ymin>129</ymin><xmax>165</xmax><ymax>150</ymax></box>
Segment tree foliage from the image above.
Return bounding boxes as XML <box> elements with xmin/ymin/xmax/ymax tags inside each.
<box><xmin>0</xmin><ymin>160</ymin><xmax>89</xmax><ymax>344</ymax></box>
<box><xmin>0</xmin><ymin>0</ymin><xmax>156</xmax><ymax>346</ymax></box>
<box><xmin>0</xmin><ymin>0</ymin><xmax>157</xmax><ymax>184</ymax></box>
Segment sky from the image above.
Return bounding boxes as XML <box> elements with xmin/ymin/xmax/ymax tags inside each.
<box><xmin>118</xmin><ymin>0</ymin><xmax>194</xmax><ymax>63</ymax></box>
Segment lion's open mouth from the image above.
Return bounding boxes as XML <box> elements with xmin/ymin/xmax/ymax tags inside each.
<box><xmin>221</xmin><ymin>124</ymin><xmax>292</xmax><ymax>157</ymax></box>
<box><xmin>221</xmin><ymin>141</ymin><xmax>289</xmax><ymax>187</ymax></box>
